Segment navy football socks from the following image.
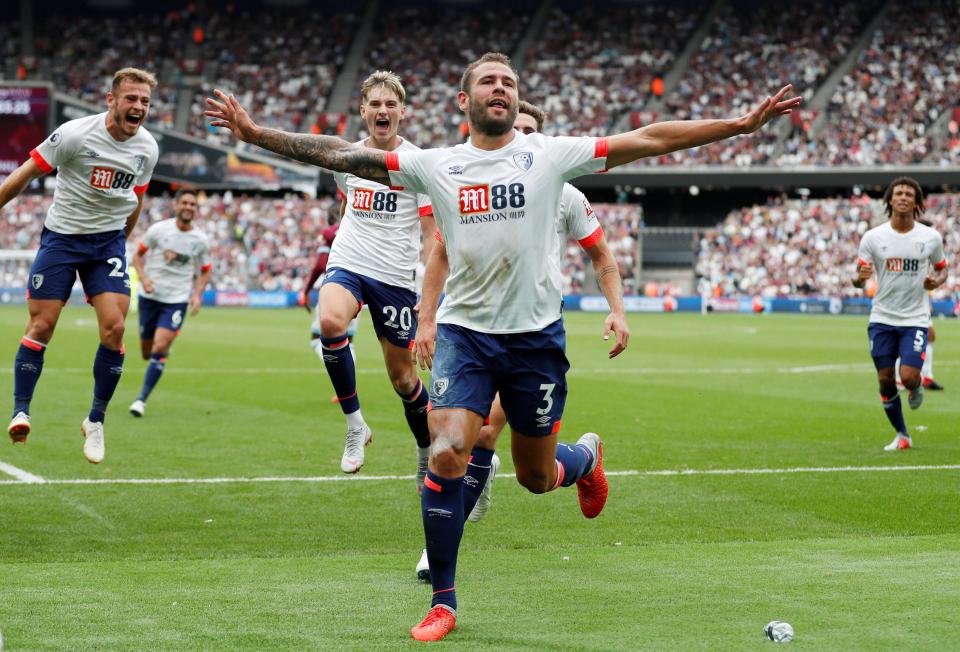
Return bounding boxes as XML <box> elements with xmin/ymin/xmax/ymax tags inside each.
<box><xmin>13</xmin><ymin>337</ymin><xmax>46</xmax><ymax>416</ymax></box>
<box><xmin>320</xmin><ymin>334</ymin><xmax>360</xmax><ymax>414</ymax></box>
<box><xmin>137</xmin><ymin>351</ymin><xmax>167</xmax><ymax>402</ymax></box>
<box><xmin>422</xmin><ymin>471</ymin><xmax>465</xmax><ymax>612</ymax></box>
<box><xmin>89</xmin><ymin>344</ymin><xmax>124</xmax><ymax>423</ymax></box>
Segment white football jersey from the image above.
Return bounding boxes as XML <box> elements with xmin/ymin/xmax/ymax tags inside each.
<box><xmin>137</xmin><ymin>219</ymin><xmax>212</xmax><ymax>304</ymax></box>
<box><xmin>330</xmin><ymin>139</ymin><xmax>432</xmax><ymax>291</ymax></box>
<box><xmin>387</xmin><ymin>131</ymin><xmax>607</xmax><ymax>333</ymax></box>
<box><xmin>30</xmin><ymin>112</ymin><xmax>158</xmax><ymax>235</ymax></box>
<box><xmin>559</xmin><ymin>183</ymin><xmax>602</xmax><ymax>250</ymax></box>
<box><xmin>857</xmin><ymin>221</ymin><xmax>947</xmax><ymax>327</ymax></box>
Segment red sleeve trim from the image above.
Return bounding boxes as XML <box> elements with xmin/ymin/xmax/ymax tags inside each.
<box><xmin>200</xmin><ymin>263</ymin><xmax>213</xmax><ymax>273</ymax></box>
<box><xmin>137</xmin><ymin>242</ymin><xmax>148</xmax><ymax>255</ymax></box>
<box><xmin>29</xmin><ymin>149</ymin><xmax>53</xmax><ymax>174</ymax></box>
<box><xmin>337</xmin><ymin>188</ymin><xmax>347</xmax><ymax>202</ymax></box>
<box><xmin>577</xmin><ymin>226</ymin><xmax>604</xmax><ymax>249</ymax></box>
<box><xmin>934</xmin><ymin>259</ymin><xmax>947</xmax><ymax>270</ymax></box>
<box><xmin>385</xmin><ymin>152</ymin><xmax>400</xmax><ymax>171</ymax></box>
<box><xmin>134</xmin><ymin>183</ymin><xmax>149</xmax><ymax>196</ymax></box>
<box><xmin>434</xmin><ymin>230</ymin><xmax>444</xmax><ymax>244</ymax></box>
<box><xmin>594</xmin><ymin>137</ymin><xmax>609</xmax><ymax>159</ymax></box>
<box><xmin>419</xmin><ymin>205</ymin><xmax>433</xmax><ymax>218</ymax></box>
<box><xmin>389</xmin><ymin>185</ymin><xmax>405</xmax><ymax>191</ymax></box>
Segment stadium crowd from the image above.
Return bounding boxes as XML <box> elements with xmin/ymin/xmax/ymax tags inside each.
<box><xmin>655</xmin><ymin>0</ymin><xmax>875</xmax><ymax>167</ymax></box>
<box><xmin>355</xmin><ymin>5</ymin><xmax>531</xmax><ymax>148</ymax></box>
<box><xmin>696</xmin><ymin>194</ymin><xmax>960</xmax><ymax>299</ymax></box>
<box><xmin>521</xmin><ymin>3</ymin><xmax>699</xmax><ymax>137</ymax></box>
<box><xmin>0</xmin><ymin>193</ymin><xmax>642</xmax><ymax>295</ymax></box>
<box><xmin>7</xmin><ymin>0</ymin><xmax>959</xmax><ymax>165</ymax></box>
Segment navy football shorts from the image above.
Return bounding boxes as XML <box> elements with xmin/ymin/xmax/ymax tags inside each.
<box><xmin>322</xmin><ymin>267</ymin><xmax>417</xmax><ymax>349</ymax></box>
<box><xmin>138</xmin><ymin>296</ymin><xmax>188</xmax><ymax>339</ymax></box>
<box><xmin>868</xmin><ymin>322</ymin><xmax>928</xmax><ymax>370</ymax></box>
<box><xmin>28</xmin><ymin>228</ymin><xmax>129</xmax><ymax>301</ymax></box>
<box><xmin>429</xmin><ymin>319</ymin><xmax>570</xmax><ymax>436</ymax></box>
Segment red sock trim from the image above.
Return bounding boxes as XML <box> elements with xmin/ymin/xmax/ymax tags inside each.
<box><xmin>424</xmin><ymin>475</ymin><xmax>442</xmax><ymax>493</ymax></box>
<box><xmin>552</xmin><ymin>460</ymin><xmax>564</xmax><ymax>491</ymax></box>
<box><xmin>20</xmin><ymin>337</ymin><xmax>46</xmax><ymax>351</ymax></box>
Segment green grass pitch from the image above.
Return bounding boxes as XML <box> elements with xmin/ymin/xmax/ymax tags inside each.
<box><xmin>1</xmin><ymin>306</ymin><xmax>958</xmax><ymax>650</ymax></box>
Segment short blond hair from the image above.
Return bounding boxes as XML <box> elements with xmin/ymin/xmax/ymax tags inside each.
<box><xmin>460</xmin><ymin>52</ymin><xmax>518</xmax><ymax>92</ymax></box>
<box><xmin>112</xmin><ymin>68</ymin><xmax>158</xmax><ymax>92</ymax></box>
<box><xmin>360</xmin><ymin>70</ymin><xmax>406</xmax><ymax>104</ymax></box>
<box><xmin>518</xmin><ymin>100</ymin><xmax>547</xmax><ymax>132</ymax></box>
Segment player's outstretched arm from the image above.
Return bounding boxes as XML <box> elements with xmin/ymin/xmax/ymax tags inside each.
<box><xmin>584</xmin><ymin>237</ymin><xmax>629</xmax><ymax>358</ymax></box>
<box><xmin>204</xmin><ymin>90</ymin><xmax>390</xmax><ymax>185</ymax></box>
<box><xmin>604</xmin><ymin>85</ymin><xmax>801</xmax><ymax>169</ymax></box>
<box><xmin>0</xmin><ymin>159</ymin><xmax>46</xmax><ymax>209</ymax></box>
<box><xmin>415</xmin><ymin>240</ymin><xmax>449</xmax><ymax>371</ymax></box>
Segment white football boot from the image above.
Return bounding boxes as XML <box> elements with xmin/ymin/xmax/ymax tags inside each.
<box><xmin>883</xmin><ymin>433</ymin><xmax>912</xmax><ymax>451</ymax></box>
<box><xmin>81</xmin><ymin>418</ymin><xmax>105</xmax><ymax>464</ymax></box>
<box><xmin>340</xmin><ymin>423</ymin><xmax>373</xmax><ymax>473</ymax></box>
<box><xmin>416</xmin><ymin>548</ymin><xmax>430</xmax><ymax>582</ymax></box>
<box><xmin>129</xmin><ymin>399</ymin><xmax>146</xmax><ymax>417</ymax></box>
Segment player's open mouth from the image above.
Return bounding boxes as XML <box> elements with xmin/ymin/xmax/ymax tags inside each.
<box><xmin>488</xmin><ymin>100</ymin><xmax>508</xmax><ymax>110</ymax></box>
<box><xmin>126</xmin><ymin>114</ymin><xmax>143</xmax><ymax>126</ymax></box>
<box><xmin>375</xmin><ymin>118</ymin><xmax>390</xmax><ymax>129</ymax></box>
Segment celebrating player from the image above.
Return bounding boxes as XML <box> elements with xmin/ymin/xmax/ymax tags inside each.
<box><xmin>413</xmin><ymin>100</ymin><xmax>630</xmax><ymax>581</ymax></box>
<box><xmin>288</xmin><ymin>71</ymin><xmax>437</xmax><ymax>478</ymax></box>
<box><xmin>205</xmin><ymin>52</ymin><xmax>799</xmax><ymax>642</ymax></box>
<box><xmin>853</xmin><ymin>177</ymin><xmax>948</xmax><ymax>451</ymax></box>
<box><xmin>128</xmin><ymin>189</ymin><xmax>212</xmax><ymax>417</ymax></box>
<box><xmin>1</xmin><ymin>68</ymin><xmax>159</xmax><ymax>463</ymax></box>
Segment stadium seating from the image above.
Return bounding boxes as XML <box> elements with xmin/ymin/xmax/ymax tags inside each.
<box><xmin>697</xmin><ymin>195</ymin><xmax>959</xmax><ymax>299</ymax></box>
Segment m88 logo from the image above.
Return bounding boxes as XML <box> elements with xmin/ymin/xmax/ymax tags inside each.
<box><xmin>90</xmin><ymin>167</ymin><xmax>135</xmax><ymax>191</ymax></box>
<box><xmin>886</xmin><ymin>258</ymin><xmax>920</xmax><ymax>272</ymax></box>
<box><xmin>457</xmin><ymin>183</ymin><xmax>525</xmax><ymax>214</ymax></box>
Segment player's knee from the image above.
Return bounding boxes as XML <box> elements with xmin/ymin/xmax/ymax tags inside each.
<box><xmin>900</xmin><ymin>367</ymin><xmax>921</xmax><ymax>389</ymax></box>
<box><xmin>389</xmin><ymin>367</ymin><xmax>418</xmax><ymax>395</ymax></box>
<box><xmin>100</xmin><ymin>320</ymin><xmax>125</xmax><ymax>346</ymax></box>
<box><xmin>319</xmin><ymin>313</ymin><xmax>348</xmax><ymax>338</ymax></box>
<box><xmin>26</xmin><ymin>317</ymin><xmax>56</xmax><ymax>343</ymax></box>
<box><xmin>476</xmin><ymin>425</ymin><xmax>500</xmax><ymax>449</ymax></box>
<box><xmin>515</xmin><ymin>467</ymin><xmax>551</xmax><ymax>495</ymax></box>
<box><xmin>429</xmin><ymin>435</ymin><xmax>468</xmax><ymax>477</ymax></box>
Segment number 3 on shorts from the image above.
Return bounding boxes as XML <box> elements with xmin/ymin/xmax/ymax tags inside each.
<box><xmin>536</xmin><ymin>383</ymin><xmax>555</xmax><ymax>416</ymax></box>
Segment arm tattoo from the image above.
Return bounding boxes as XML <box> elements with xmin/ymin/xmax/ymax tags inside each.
<box><xmin>597</xmin><ymin>265</ymin><xmax>619</xmax><ymax>281</ymax></box>
<box><xmin>254</xmin><ymin>129</ymin><xmax>390</xmax><ymax>184</ymax></box>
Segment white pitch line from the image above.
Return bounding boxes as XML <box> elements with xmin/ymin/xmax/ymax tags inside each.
<box><xmin>0</xmin><ymin>460</ymin><xmax>45</xmax><ymax>483</ymax></box>
<box><xmin>1</xmin><ymin>464</ymin><xmax>959</xmax><ymax>486</ymax></box>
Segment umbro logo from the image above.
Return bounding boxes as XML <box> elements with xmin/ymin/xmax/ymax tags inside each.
<box><xmin>536</xmin><ymin>415</ymin><xmax>551</xmax><ymax>426</ymax></box>
<box><xmin>85</xmin><ymin>150</ymin><xmax>101</xmax><ymax>158</ymax></box>
<box><xmin>427</xmin><ymin>508</ymin><xmax>453</xmax><ymax>518</ymax></box>
<box><xmin>447</xmin><ymin>165</ymin><xmax>465</xmax><ymax>175</ymax></box>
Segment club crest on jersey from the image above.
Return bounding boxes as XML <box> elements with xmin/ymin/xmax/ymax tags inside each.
<box><xmin>458</xmin><ymin>185</ymin><xmax>490</xmax><ymax>214</ymax></box>
<box><xmin>31</xmin><ymin>274</ymin><xmax>44</xmax><ymax>289</ymax></box>
<box><xmin>134</xmin><ymin>155</ymin><xmax>146</xmax><ymax>174</ymax></box>
<box><xmin>915</xmin><ymin>242</ymin><xmax>926</xmax><ymax>255</ymax></box>
<box><xmin>513</xmin><ymin>151</ymin><xmax>533</xmax><ymax>171</ymax></box>
<box><xmin>432</xmin><ymin>377</ymin><xmax>449</xmax><ymax>397</ymax></box>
